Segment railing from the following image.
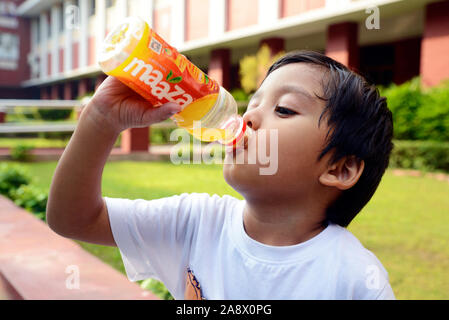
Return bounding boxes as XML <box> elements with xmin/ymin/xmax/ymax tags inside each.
<box><xmin>0</xmin><ymin>99</ymin><xmax>83</xmax><ymax>134</ymax></box>
<box><xmin>0</xmin><ymin>99</ymin><xmax>249</xmax><ymax>133</ymax></box>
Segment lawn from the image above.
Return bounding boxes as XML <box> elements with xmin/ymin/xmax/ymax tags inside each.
<box><xmin>10</xmin><ymin>160</ymin><xmax>449</xmax><ymax>300</ymax></box>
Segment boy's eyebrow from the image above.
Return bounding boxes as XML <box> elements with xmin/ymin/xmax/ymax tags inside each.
<box><xmin>251</xmin><ymin>84</ymin><xmax>316</xmax><ymax>103</ymax></box>
<box><xmin>278</xmin><ymin>84</ymin><xmax>315</xmax><ymax>101</ymax></box>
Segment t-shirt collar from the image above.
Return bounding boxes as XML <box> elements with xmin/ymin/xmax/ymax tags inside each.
<box><xmin>230</xmin><ymin>200</ymin><xmax>341</xmax><ymax>264</ymax></box>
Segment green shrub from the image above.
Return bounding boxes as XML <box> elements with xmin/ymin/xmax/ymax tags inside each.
<box><xmin>0</xmin><ymin>163</ymin><xmax>31</xmax><ymax>197</ymax></box>
<box><xmin>140</xmin><ymin>279</ymin><xmax>174</xmax><ymax>300</ymax></box>
<box><xmin>380</xmin><ymin>78</ymin><xmax>424</xmax><ymax>140</ymax></box>
<box><xmin>10</xmin><ymin>184</ymin><xmax>48</xmax><ymax>221</ymax></box>
<box><xmin>230</xmin><ymin>88</ymin><xmax>249</xmax><ymax>102</ymax></box>
<box><xmin>10</xmin><ymin>144</ymin><xmax>34</xmax><ymax>162</ymax></box>
<box><xmin>0</xmin><ymin>163</ymin><xmax>47</xmax><ymax>220</ymax></box>
<box><xmin>37</xmin><ymin>109</ymin><xmax>73</xmax><ymax>121</ymax></box>
<box><xmin>416</xmin><ymin>82</ymin><xmax>449</xmax><ymax>141</ymax></box>
<box><xmin>380</xmin><ymin>78</ymin><xmax>449</xmax><ymax>141</ymax></box>
<box><xmin>150</xmin><ymin>127</ymin><xmax>177</xmax><ymax>144</ymax></box>
<box><xmin>38</xmin><ymin>131</ymin><xmax>73</xmax><ymax>140</ymax></box>
<box><xmin>390</xmin><ymin>140</ymin><xmax>449</xmax><ymax>172</ymax></box>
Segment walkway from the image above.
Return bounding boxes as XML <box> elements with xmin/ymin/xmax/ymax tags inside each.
<box><xmin>0</xmin><ymin>195</ymin><xmax>159</xmax><ymax>300</ymax></box>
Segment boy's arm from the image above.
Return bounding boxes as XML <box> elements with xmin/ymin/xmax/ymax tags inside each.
<box><xmin>47</xmin><ymin>103</ymin><xmax>119</xmax><ymax>246</ymax></box>
<box><xmin>46</xmin><ymin>76</ymin><xmax>181</xmax><ymax>246</ymax></box>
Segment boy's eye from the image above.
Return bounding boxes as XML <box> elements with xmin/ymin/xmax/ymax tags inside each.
<box><xmin>275</xmin><ymin>106</ymin><xmax>297</xmax><ymax>116</ymax></box>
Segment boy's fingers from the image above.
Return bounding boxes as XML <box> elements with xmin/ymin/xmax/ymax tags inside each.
<box><xmin>161</xmin><ymin>102</ymin><xmax>183</xmax><ymax>114</ymax></box>
<box><xmin>142</xmin><ymin>102</ymin><xmax>182</xmax><ymax>124</ymax></box>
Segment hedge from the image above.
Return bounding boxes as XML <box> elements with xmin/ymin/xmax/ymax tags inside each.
<box><xmin>390</xmin><ymin>140</ymin><xmax>449</xmax><ymax>172</ymax></box>
<box><xmin>380</xmin><ymin>78</ymin><xmax>449</xmax><ymax>141</ymax></box>
<box><xmin>160</xmin><ymin>139</ymin><xmax>449</xmax><ymax>173</ymax></box>
<box><xmin>0</xmin><ymin>163</ymin><xmax>47</xmax><ymax>221</ymax></box>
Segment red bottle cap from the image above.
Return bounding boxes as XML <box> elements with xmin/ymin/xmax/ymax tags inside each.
<box><xmin>223</xmin><ymin>117</ymin><xmax>247</xmax><ymax>147</ymax></box>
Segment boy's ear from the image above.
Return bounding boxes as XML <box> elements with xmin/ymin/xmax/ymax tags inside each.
<box><xmin>319</xmin><ymin>156</ymin><xmax>365</xmax><ymax>190</ymax></box>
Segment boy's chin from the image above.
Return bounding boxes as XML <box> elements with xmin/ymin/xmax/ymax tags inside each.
<box><xmin>222</xmin><ymin>161</ymin><xmax>267</xmax><ymax>194</ymax></box>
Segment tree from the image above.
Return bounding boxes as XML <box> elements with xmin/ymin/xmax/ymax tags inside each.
<box><xmin>239</xmin><ymin>45</ymin><xmax>285</xmax><ymax>94</ymax></box>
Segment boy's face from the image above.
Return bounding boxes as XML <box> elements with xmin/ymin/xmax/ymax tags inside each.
<box><xmin>223</xmin><ymin>63</ymin><xmax>334</xmax><ymax>203</ymax></box>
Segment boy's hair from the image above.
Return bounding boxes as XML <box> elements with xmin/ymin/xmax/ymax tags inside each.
<box><xmin>266</xmin><ymin>50</ymin><xmax>394</xmax><ymax>227</ymax></box>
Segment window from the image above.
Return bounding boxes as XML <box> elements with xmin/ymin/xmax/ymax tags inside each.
<box><xmin>0</xmin><ymin>33</ymin><xmax>19</xmax><ymax>61</ymax></box>
<box><xmin>59</xmin><ymin>6</ymin><xmax>64</xmax><ymax>32</ymax></box>
<box><xmin>359</xmin><ymin>44</ymin><xmax>395</xmax><ymax>86</ymax></box>
<box><xmin>47</xmin><ymin>13</ymin><xmax>51</xmax><ymax>38</ymax></box>
<box><xmin>106</xmin><ymin>0</ymin><xmax>116</xmax><ymax>8</ymax></box>
<box><xmin>36</xmin><ymin>19</ymin><xmax>40</xmax><ymax>43</ymax></box>
<box><xmin>89</xmin><ymin>0</ymin><xmax>96</xmax><ymax>16</ymax></box>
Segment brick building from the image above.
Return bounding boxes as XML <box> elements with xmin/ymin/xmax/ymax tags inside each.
<box><xmin>1</xmin><ymin>0</ymin><xmax>448</xmax><ymax>150</ymax></box>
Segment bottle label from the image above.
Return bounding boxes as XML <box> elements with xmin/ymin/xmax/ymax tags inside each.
<box><xmin>107</xmin><ymin>21</ymin><xmax>220</xmax><ymax>109</ymax></box>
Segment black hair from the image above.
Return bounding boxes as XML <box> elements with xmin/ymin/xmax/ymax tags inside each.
<box><xmin>266</xmin><ymin>50</ymin><xmax>394</xmax><ymax>227</ymax></box>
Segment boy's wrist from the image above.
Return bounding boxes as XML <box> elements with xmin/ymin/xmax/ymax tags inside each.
<box><xmin>81</xmin><ymin>101</ymin><xmax>122</xmax><ymax>138</ymax></box>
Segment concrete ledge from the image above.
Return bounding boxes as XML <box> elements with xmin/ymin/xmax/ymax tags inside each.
<box><xmin>0</xmin><ymin>196</ymin><xmax>159</xmax><ymax>300</ymax></box>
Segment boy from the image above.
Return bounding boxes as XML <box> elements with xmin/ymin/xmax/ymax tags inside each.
<box><xmin>47</xmin><ymin>51</ymin><xmax>395</xmax><ymax>299</ymax></box>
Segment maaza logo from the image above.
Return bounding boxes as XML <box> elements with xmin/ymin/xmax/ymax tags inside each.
<box><xmin>123</xmin><ymin>57</ymin><xmax>193</xmax><ymax>107</ymax></box>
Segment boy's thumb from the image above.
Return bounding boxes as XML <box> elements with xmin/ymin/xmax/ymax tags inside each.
<box><xmin>163</xmin><ymin>102</ymin><xmax>183</xmax><ymax>115</ymax></box>
<box><xmin>143</xmin><ymin>102</ymin><xmax>182</xmax><ymax>124</ymax></box>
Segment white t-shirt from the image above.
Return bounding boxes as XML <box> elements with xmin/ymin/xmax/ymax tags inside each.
<box><xmin>104</xmin><ymin>192</ymin><xmax>395</xmax><ymax>300</ymax></box>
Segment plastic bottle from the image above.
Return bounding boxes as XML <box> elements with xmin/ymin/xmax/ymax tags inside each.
<box><xmin>98</xmin><ymin>16</ymin><xmax>250</xmax><ymax>148</ymax></box>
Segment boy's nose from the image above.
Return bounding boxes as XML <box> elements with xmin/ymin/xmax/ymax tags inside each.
<box><xmin>242</xmin><ymin>108</ymin><xmax>260</xmax><ymax>131</ymax></box>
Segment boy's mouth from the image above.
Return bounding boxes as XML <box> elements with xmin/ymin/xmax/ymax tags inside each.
<box><xmin>225</xmin><ymin>130</ymin><xmax>250</xmax><ymax>157</ymax></box>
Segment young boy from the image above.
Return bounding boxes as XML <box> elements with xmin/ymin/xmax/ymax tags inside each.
<box><xmin>47</xmin><ymin>51</ymin><xmax>395</xmax><ymax>300</ymax></box>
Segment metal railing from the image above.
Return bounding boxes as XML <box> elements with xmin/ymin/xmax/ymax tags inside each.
<box><xmin>0</xmin><ymin>99</ymin><xmax>249</xmax><ymax>133</ymax></box>
<box><xmin>0</xmin><ymin>99</ymin><xmax>83</xmax><ymax>134</ymax></box>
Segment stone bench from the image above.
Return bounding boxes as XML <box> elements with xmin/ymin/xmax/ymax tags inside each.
<box><xmin>0</xmin><ymin>195</ymin><xmax>159</xmax><ymax>300</ymax></box>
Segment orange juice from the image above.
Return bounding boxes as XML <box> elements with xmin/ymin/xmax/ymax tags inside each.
<box><xmin>172</xmin><ymin>93</ymin><xmax>231</xmax><ymax>141</ymax></box>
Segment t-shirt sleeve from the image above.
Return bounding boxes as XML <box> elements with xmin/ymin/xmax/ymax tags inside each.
<box><xmin>104</xmin><ymin>192</ymin><xmax>209</xmax><ymax>290</ymax></box>
<box><xmin>374</xmin><ymin>282</ymin><xmax>396</xmax><ymax>300</ymax></box>
<box><xmin>334</xmin><ymin>230</ymin><xmax>396</xmax><ymax>300</ymax></box>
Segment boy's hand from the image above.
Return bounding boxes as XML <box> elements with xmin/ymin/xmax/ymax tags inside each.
<box><xmin>86</xmin><ymin>76</ymin><xmax>182</xmax><ymax>133</ymax></box>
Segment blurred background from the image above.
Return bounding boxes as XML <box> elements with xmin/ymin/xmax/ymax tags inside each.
<box><xmin>0</xmin><ymin>0</ymin><xmax>448</xmax><ymax>300</ymax></box>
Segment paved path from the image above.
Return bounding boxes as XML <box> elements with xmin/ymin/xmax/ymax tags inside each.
<box><xmin>0</xmin><ymin>196</ymin><xmax>159</xmax><ymax>300</ymax></box>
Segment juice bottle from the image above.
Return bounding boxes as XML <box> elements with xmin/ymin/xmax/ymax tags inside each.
<box><xmin>98</xmin><ymin>16</ymin><xmax>250</xmax><ymax>148</ymax></box>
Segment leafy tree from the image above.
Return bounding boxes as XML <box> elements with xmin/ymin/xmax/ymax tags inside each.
<box><xmin>239</xmin><ymin>45</ymin><xmax>284</xmax><ymax>94</ymax></box>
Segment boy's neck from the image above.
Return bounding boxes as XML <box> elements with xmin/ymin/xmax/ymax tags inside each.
<box><xmin>242</xmin><ymin>197</ymin><xmax>327</xmax><ymax>247</ymax></box>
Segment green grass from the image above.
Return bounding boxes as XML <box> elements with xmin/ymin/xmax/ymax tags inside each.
<box><xmin>8</xmin><ymin>160</ymin><xmax>449</xmax><ymax>300</ymax></box>
<box><xmin>348</xmin><ymin>173</ymin><xmax>449</xmax><ymax>300</ymax></box>
<box><xmin>0</xmin><ymin>137</ymin><xmax>71</xmax><ymax>148</ymax></box>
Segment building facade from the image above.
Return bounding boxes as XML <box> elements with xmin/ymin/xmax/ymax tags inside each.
<box><xmin>2</xmin><ymin>0</ymin><xmax>449</xmax><ymax>99</ymax></box>
<box><xmin>1</xmin><ymin>0</ymin><xmax>449</xmax><ymax>150</ymax></box>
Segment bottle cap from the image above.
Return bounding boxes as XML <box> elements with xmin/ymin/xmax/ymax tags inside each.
<box><xmin>221</xmin><ymin>115</ymin><xmax>247</xmax><ymax>147</ymax></box>
<box><xmin>98</xmin><ymin>17</ymin><xmax>145</xmax><ymax>73</ymax></box>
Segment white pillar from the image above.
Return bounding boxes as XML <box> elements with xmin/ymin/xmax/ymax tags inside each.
<box><xmin>51</xmin><ymin>5</ymin><xmax>61</xmax><ymax>76</ymax></box>
<box><xmin>95</xmin><ymin>0</ymin><xmax>106</xmax><ymax>62</ymax></box>
<box><xmin>116</xmin><ymin>0</ymin><xmax>128</xmax><ymax>18</ymax></box>
<box><xmin>170</xmin><ymin>0</ymin><xmax>185</xmax><ymax>47</ymax></box>
<box><xmin>79</xmin><ymin>0</ymin><xmax>89</xmax><ymax>68</ymax></box>
<box><xmin>209</xmin><ymin>0</ymin><xmax>226</xmax><ymax>38</ymax></box>
<box><xmin>64</xmin><ymin>0</ymin><xmax>74</xmax><ymax>72</ymax></box>
<box><xmin>258</xmin><ymin>0</ymin><xmax>279</xmax><ymax>25</ymax></box>
<box><xmin>142</xmin><ymin>0</ymin><xmax>154</xmax><ymax>28</ymax></box>
<box><xmin>39</xmin><ymin>12</ymin><xmax>48</xmax><ymax>79</ymax></box>
<box><xmin>29</xmin><ymin>18</ymin><xmax>39</xmax><ymax>79</ymax></box>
